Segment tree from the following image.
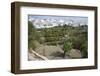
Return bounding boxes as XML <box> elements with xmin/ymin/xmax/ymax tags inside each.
<box><xmin>63</xmin><ymin>38</ymin><xmax>73</xmax><ymax>58</ymax></box>
<box><xmin>28</xmin><ymin>21</ymin><xmax>37</xmax><ymax>50</ymax></box>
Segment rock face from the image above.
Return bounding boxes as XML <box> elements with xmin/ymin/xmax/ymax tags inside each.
<box><xmin>35</xmin><ymin>45</ymin><xmax>64</xmax><ymax>59</ymax></box>
<box><xmin>68</xmin><ymin>49</ymin><xmax>82</xmax><ymax>58</ymax></box>
<box><xmin>28</xmin><ymin>45</ymin><xmax>82</xmax><ymax>60</ymax></box>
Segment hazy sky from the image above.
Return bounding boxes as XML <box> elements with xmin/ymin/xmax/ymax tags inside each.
<box><xmin>28</xmin><ymin>15</ymin><xmax>88</xmax><ymax>25</ymax></box>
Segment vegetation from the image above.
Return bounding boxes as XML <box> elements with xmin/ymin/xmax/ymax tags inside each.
<box><xmin>63</xmin><ymin>39</ymin><xmax>73</xmax><ymax>58</ymax></box>
<box><xmin>28</xmin><ymin>21</ymin><xmax>88</xmax><ymax>58</ymax></box>
<box><xmin>28</xmin><ymin>21</ymin><xmax>40</xmax><ymax>50</ymax></box>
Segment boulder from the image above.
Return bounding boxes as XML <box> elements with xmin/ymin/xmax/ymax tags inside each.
<box><xmin>69</xmin><ymin>49</ymin><xmax>82</xmax><ymax>58</ymax></box>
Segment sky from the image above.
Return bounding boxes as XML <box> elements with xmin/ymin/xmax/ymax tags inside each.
<box><xmin>28</xmin><ymin>15</ymin><xmax>88</xmax><ymax>25</ymax></box>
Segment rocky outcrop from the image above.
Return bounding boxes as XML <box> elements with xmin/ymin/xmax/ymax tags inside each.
<box><xmin>68</xmin><ymin>49</ymin><xmax>82</xmax><ymax>58</ymax></box>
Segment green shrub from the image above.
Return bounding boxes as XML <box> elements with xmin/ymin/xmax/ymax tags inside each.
<box><xmin>80</xmin><ymin>41</ymin><xmax>88</xmax><ymax>58</ymax></box>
